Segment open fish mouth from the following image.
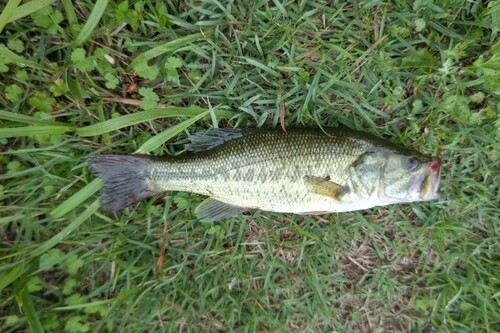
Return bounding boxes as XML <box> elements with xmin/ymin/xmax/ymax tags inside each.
<box><xmin>419</xmin><ymin>159</ymin><xmax>441</xmax><ymax>200</ymax></box>
<box><xmin>407</xmin><ymin>158</ymin><xmax>440</xmax><ymax>201</ymax></box>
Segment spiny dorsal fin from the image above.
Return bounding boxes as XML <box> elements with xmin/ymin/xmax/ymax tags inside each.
<box><xmin>185</xmin><ymin>128</ymin><xmax>253</xmax><ymax>152</ymax></box>
<box><xmin>194</xmin><ymin>198</ymin><xmax>246</xmax><ymax>222</ymax></box>
<box><xmin>303</xmin><ymin>175</ymin><xmax>349</xmax><ymax>201</ymax></box>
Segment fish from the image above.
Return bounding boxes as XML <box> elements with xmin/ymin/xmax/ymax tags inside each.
<box><xmin>87</xmin><ymin>127</ymin><xmax>441</xmax><ymax>222</ymax></box>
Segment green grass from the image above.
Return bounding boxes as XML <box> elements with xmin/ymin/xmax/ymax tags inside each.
<box><xmin>1</xmin><ymin>0</ymin><xmax>499</xmax><ymax>332</ymax></box>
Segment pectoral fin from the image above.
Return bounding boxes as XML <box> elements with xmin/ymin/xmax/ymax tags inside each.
<box><xmin>195</xmin><ymin>198</ymin><xmax>246</xmax><ymax>222</ymax></box>
<box><xmin>304</xmin><ymin>175</ymin><xmax>349</xmax><ymax>200</ymax></box>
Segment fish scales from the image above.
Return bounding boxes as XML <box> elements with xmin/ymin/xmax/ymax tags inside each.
<box><xmin>87</xmin><ymin>127</ymin><xmax>441</xmax><ymax>221</ymax></box>
<box><xmin>148</xmin><ymin>129</ymin><xmax>368</xmax><ymax>213</ymax></box>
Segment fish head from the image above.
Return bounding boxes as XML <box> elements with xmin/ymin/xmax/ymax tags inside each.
<box><xmin>378</xmin><ymin>153</ymin><xmax>441</xmax><ymax>203</ymax></box>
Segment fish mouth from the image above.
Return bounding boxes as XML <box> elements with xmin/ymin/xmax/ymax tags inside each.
<box><xmin>407</xmin><ymin>158</ymin><xmax>440</xmax><ymax>201</ymax></box>
<box><xmin>418</xmin><ymin>158</ymin><xmax>441</xmax><ymax>200</ymax></box>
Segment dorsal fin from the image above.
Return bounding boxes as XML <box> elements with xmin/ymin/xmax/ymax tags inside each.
<box><xmin>185</xmin><ymin>128</ymin><xmax>251</xmax><ymax>152</ymax></box>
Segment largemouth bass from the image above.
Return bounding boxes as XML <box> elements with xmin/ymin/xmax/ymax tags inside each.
<box><xmin>88</xmin><ymin>127</ymin><xmax>440</xmax><ymax>222</ymax></box>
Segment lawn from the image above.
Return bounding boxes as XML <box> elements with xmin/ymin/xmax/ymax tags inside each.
<box><xmin>0</xmin><ymin>0</ymin><xmax>499</xmax><ymax>332</ymax></box>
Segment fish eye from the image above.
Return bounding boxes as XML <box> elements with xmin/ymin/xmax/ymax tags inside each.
<box><xmin>406</xmin><ymin>156</ymin><xmax>420</xmax><ymax>171</ymax></box>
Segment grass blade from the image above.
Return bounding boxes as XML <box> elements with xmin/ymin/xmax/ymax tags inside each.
<box><xmin>60</xmin><ymin>0</ymin><xmax>78</xmax><ymax>35</ymax></box>
<box><xmin>0</xmin><ymin>213</ymin><xmax>26</xmax><ymax>226</ymax></box>
<box><xmin>0</xmin><ymin>0</ymin><xmax>21</xmax><ymax>33</ymax></box>
<box><xmin>0</xmin><ymin>110</ymin><xmax>68</xmax><ymax>125</ymax></box>
<box><xmin>0</xmin><ymin>44</ymin><xmax>57</xmax><ymax>71</ymax></box>
<box><xmin>76</xmin><ymin>107</ymin><xmax>218</xmax><ymax>136</ymax></box>
<box><xmin>8</xmin><ymin>0</ymin><xmax>56</xmax><ymax>23</ymax></box>
<box><xmin>54</xmin><ymin>299</ymin><xmax>113</xmax><ymax>311</ymax></box>
<box><xmin>17</xmin><ymin>287</ymin><xmax>44</xmax><ymax>333</ymax></box>
<box><xmin>130</xmin><ymin>33</ymin><xmax>205</xmax><ymax>67</ymax></box>
<box><xmin>72</xmin><ymin>0</ymin><xmax>109</xmax><ymax>46</ymax></box>
<box><xmin>0</xmin><ymin>125</ymin><xmax>74</xmax><ymax>139</ymax></box>
<box><xmin>0</xmin><ymin>263</ymin><xmax>29</xmax><ymax>294</ymax></box>
<box><xmin>245</xmin><ymin>58</ymin><xmax>279</xmax><ymax>77</ymax></box>
<box><xmin>51</xmin><ymin>179</ymin><xmax>102</xmax><ymax>218</ymax></box>
<box><xmin>135</xmin><ymin>110</ymin><xmax>210</xmax><ymax>153</ymax></box>
<box><xmin>33</xmin><ymin>200</ymin><xmax>100</xmax><ymax>257</ymax></box>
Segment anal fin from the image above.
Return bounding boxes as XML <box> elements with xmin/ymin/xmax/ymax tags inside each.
<box><xmin>194</xmin><ymin>198</ymin><xmax>246</xmax><ymax>222</ymax></box>
<box><xmin>304</xmin><ymin>175</ymin><xmax>349</xmax><ymax>201</ymax></box>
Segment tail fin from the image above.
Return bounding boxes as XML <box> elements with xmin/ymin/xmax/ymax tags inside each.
<box><xmin>87</xmin><ymin>155</ymin><xmax>156</xmax><ymax>211</ymax></box>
